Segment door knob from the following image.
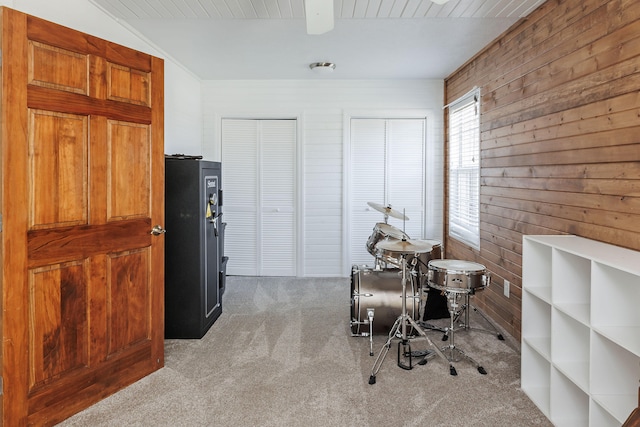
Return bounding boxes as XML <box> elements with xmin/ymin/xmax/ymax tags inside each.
<box><xmin>150</xmin><ymin>225</ymin><xmax>167</xmax><ymax>236</ymax></box>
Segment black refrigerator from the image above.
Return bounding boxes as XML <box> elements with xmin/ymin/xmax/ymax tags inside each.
<box><xmin>164</xmin><ymin>156</ymin><xmax>227</xmax><ymax>338</ymax></box>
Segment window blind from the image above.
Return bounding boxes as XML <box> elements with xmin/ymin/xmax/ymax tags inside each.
<box><xmin>448</xmin><ymin>89</ymin><xmax>480</xmax><ymax>249</ymax></box>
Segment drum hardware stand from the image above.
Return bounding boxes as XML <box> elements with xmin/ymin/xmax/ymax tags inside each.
<box><xmin>440</xmin><ymin>290</ymin><xmax>488</xmax><ymax>376</ymax></box>
<box><xmin>437</xmin><ymin>290</ymin><xmax>505</xmax><ymax>342</ymax></box>
<box><xmin>457</xmin><ymin>293</ymin><xmax>504</xmax><ymax>340</ymax></box>
<box><xmin>366</xmin><ymin>308</ymin><xmax>375</xmax><ymax>356</ymax></box>
<box><xmin>350</xmin><ymin>299</ymin><xmax>376</xmax><ymax>356</ymax></box>
<box><xmin>368</xmin><ymin>253</ymin><xmax>451</xmax><ymax>385</ymax></box>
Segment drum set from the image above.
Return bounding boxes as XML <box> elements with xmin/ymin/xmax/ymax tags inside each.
<box><xmin>350</xmin><ymin>202</ymin><xmax>504</xmax><ymax>384</ymax></box>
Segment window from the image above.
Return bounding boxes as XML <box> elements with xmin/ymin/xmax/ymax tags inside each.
<box><xmin>448</xmin><ymin>88</ymin><xmax>480</xmax><ymax>249</ymax></box>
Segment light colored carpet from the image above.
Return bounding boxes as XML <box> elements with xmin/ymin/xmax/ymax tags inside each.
<box><xmin>59</xmin><ymin>276</ymin><xmax>552</xmax><ymax>426</ymax></box>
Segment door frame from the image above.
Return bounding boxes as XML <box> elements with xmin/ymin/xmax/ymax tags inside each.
<box><xmin>215</xmin><ymin>111</ymin><xmax>304</xmax><ymax>277</ymax></box>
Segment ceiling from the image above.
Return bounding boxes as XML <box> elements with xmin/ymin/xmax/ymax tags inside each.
<box><xmin>89</xmin><ymin>0</ymin><xmax>545</xmax><ymax>80</ymax></box>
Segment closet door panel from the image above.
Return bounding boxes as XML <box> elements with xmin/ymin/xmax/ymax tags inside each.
<box><xmin>387</xmin><ymin>119</ymin><xmax>425</xmax><ymax>240</ymax></box>
<box><xmin>261</xmin><ymin>120</ymin><xmax>296</xmax><ymax>276</ymax></box>
<box><xmin>221</xmin><ymin>119</ymin><xmax>259</xmax><ymax>276</ymax></box>
<box><xmin>350</xmin><ymin>119</ymin><xmax>386</xmax><ymax>266</ymax></box>
<box><xmin>222</xmin><ymin>119</ymin><xmax>296</xmax><ymax>276</ymax></box>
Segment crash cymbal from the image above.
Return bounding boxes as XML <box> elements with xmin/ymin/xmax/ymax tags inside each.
<box><xmin>367</xmin><ymin>202</ymin><xmax>409</xmax><ymax>221</ymax></box>
<box><xmin>376</xmin><ymin>238</ymin><xmax>434</xmax><ymax>254</ymax></box>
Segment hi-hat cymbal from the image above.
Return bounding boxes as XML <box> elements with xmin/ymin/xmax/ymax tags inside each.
<box><xmin>376</xmin><ymin>238</ymin><xmax>434</xmax><ymax>254</ymax></box>
<box><xmin>367</xmin><ymin>202</ymin><xmax>409</xmax><ymax>220</ymax></box>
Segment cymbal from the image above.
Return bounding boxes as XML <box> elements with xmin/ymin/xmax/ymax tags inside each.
<box><xmin>376</xmin><ymin>238</ymin><xmax>434</xmax><ymax>254</ymax></box>
<box><xmin>367</xmin><ymin>202</ymin><xmax>409</xmax><ymax>220</ymax></box>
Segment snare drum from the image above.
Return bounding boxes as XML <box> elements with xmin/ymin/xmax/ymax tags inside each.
<box><xmin>350</xmin><ymin>265</ymin><xmax>420</xmax><ymax>336</ymax></box>
<box><xmin>365</xmin><ymin>223</ymin><xmax>409</xmax><ymax>258</ymax></box>
<box><xmin>379</xmin><ymin>239</ymin><xmax>442</xmax><ymax>268</ymax></box>
<box><xmin>427</xmin><ymin>259</ymin><xmax>490</xmax><ymax>294</ymax></box>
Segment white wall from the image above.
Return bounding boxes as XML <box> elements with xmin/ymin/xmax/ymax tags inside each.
<box><xmin>202</xmin><ymin>80</ymin><xmax>444</xmax><ymax>277</ymax></box>
<box><xmin>2</xmin><ymin>0</ymin><xmax>203</xmax><ymax>156</ymax></box>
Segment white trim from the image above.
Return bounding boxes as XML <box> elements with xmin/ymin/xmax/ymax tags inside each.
<box><xmin>443</xmin><ymin>86</ymin><xmax>479</xmax><ymax>110</ymax></box>
<box><xmin>447</xmin><ymin>88</ymin><xmax>481</xmax><ymax>250</ymax></box>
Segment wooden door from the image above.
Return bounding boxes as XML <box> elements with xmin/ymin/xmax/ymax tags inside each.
<box><xmin>0</xmin><ymin>8</ymin><xmax>165</xmax><ymax>426</ymax></box>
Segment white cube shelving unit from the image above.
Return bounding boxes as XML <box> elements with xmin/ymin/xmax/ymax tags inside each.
<box><xmin>522</xmin><ymin>235</ymin><xmax>640</xmax><ymax>427</ymax></box>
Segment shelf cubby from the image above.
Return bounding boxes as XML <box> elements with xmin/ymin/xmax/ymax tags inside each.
<box><xmin>590</xmin><ymin>332</ymin><xmax>639</xmax><ymax>424</ymax></box>
<box><xmin>522</xmin><ymin>238</ymin><xmax>552</xmax><ymax>303</ymax></box>
<box><xmin>550</xmin><ymin>367</ymin><xmax>589</xmax><ymax>427</ymax></box>
<box><xmin>522</xmin><ymin>290</ymin><xmax>551</xmax><ymax>359</ymax></box>
<box><xmin>551</xmin><ymin>309</ymin><xmax>589</xmax><ymax>392</ymax></box>
<box><xmin>591</xmin><ymin>262</ymin><xmax>640</xmax><ymax>356</ymax></box>
<box><xmin>521</xmin><ymin>341</ymin><xmax>551</xmax><ymax>418</ymax></box>
<box><xmin>552</xmin><ymin>249</ymin><xmax>590</xmax><ymax>325</ymax></box>
<box><xmin>590</xmin><ymin>399</ymin><xmax>624</xmax><ymax>427</ymax></box>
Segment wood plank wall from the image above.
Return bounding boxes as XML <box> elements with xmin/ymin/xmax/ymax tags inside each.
<box><xmin>444</xmin><ymin>0</ymin><xmax>640</xmax><ymax>341</ymax></box>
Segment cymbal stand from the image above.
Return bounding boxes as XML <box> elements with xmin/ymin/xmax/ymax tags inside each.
<box><xmin>368</xmin><ymin>254</ymin><xmax>451</xmax><ymax>385</ymax></box>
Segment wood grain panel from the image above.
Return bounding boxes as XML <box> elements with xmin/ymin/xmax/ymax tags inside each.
<box><xmin>444</xmin><ymin>0</ymin><xmax>640</xmax><ymax>341</ymax></box>
<box><xmin>482</xmin><ymin>162</ymin><xmax>640</xmax><ymax>179</ymax></box>
<box><xmin>27</xmin><ymin>218</ymin><xmax>152</xmax><ymax>267</ymax></box>
<box><xmin>28</xmin><ymin>261</ymin><xmax>88</xmax><ymax>391</ymax></box>
<box><xmin>28</xmin><ymin>41</ymin><xmax>88</xmax><ymax>94</ymax></box>
<box><xmin>107</xmin><ymin>62</ymin><xmax>151</xmax><ymax>106</ymax></box>
<box><xmin>107</xmin><ymin>121</ymin><xmax>151</xmax><ymax>219</ymax></box>
<box><xmin>107</xmin><ymin>249</ymin><xmax>150</xmax><ymax>355</ymax></box>
<box><xmin>28</xmin><ymin>85</ymin><xmax>152</xmax><ymax>124</ymax></box>
<box><xmin>28</xmin><ymin>109</ymin><xmax>88</xmax><ymax>229</ymax></box>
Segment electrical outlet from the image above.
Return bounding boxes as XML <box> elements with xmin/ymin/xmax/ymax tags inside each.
<box><xmin>504</xmin><ymin>280</ymin><xmax>510</xmax><ymax>297</ymax></box>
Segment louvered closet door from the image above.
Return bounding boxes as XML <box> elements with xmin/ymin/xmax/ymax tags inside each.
<box><xmin>222</xmin><ymin>119</ymin><xmax>296</xmax><ymax>276</ymax></box>
<box><xmin>350</xmin><ymin>119</ymin><xmax>425</xmax><ymax>266</ymax></box>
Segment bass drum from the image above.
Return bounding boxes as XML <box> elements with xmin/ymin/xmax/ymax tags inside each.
<box><xmin>350</xmin><ymin>265</ymin><xmax>420</xmax><ymax>336</ymax></box>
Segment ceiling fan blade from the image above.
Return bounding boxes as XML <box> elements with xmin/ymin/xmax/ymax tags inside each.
<box><xmin>305</xmin><ymin>0</ymin><xmax>334</xmax><ymax>35</ymax></box>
